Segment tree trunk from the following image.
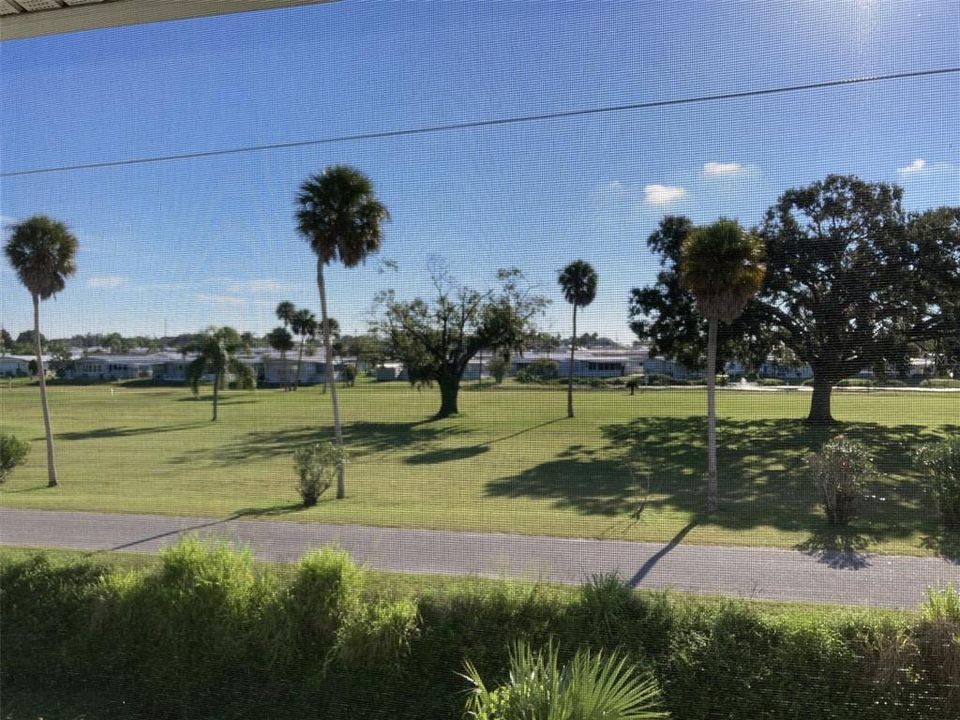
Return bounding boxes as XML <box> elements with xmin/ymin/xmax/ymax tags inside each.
<box><xmin>476</xmin><ymin>350</ymin><xmax>483</xmax><ymax>388</ymax></box>
<box><xmin>33</xmin><ymin>294</ymin><xmax>58</xmax><ymax>487</ymax></box>
<box><xmin>706</xmin><ymin>318</ymin><xmax>718</xmax><ymax>513</ymax></box>
<box><xmin>567</xmin><ymin>304</ymin><xmax>577</xmax><ymax>419</ymax></box>
<box><xmin>295</xmin><ymin>338</ymin><xmax>305</xmax><ymax>390</ymax></box>
<box><xmin>807</xmin><ymin>376</ymin><xmax>835</xmax><ymax>425</ymax></box>
<box><xmin>437</xmin><ymin>373</ymin><xmax>460</xmax><ymax>418</ymax></box>
<box><xmin>318</xmin><ymin>262</ymin><xmax>346</xmax><ymax>498</ymax></box>
<box><xmin>212</xmin><ymin>371</ymin><xmax>220</xmax><ymax>421</ymax></box>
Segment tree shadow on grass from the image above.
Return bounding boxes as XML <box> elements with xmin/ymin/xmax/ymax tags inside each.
<box><xmin>171</xmin><ymin>420</ymin><xmax>472</xmax><ymax>466</ymax></box>
<box><xmin>233</xmin><ymin>502</ymin><xmax>310</xmax><ymax>518</ymax></box>
<box><xmin>486</xmin><ymin>416</ymin><xmax>954</xmax><ymax>543</ymax></box>
<box><xmin>405</xmin><ymin>445</ymin><xmax>490</xmax><ymax>464</ymax></box>
<box><xmin>58</xmin><ymin>422</ymin><xmax>207</xmax><ymax>441</ymax></box>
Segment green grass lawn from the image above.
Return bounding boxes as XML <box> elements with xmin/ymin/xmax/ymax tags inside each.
<box><xmin>1</xmin><ymin>380</ymin><xmax>957</xmax><ymax>556</ymax></box>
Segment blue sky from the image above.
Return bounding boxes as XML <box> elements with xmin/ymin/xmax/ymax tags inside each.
<box><xmin>2</xmin><ymin>0</ymin><xmax>958</xmax><ymax>341</ymax></box>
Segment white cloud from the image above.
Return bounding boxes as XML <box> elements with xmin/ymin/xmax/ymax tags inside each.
<box><xmin>86</xmin><ymin>275</ymin><xmax>127</xmax><ymax>289</ymax></box>
<box><xmin>643</xmin><ymin>184</ymin><xmax>687</xmax><ymax>206</ymax></box>
<box><xmin>897</xmin><ymin>158</ymin><xmax>927</xmax><ymax>175</ymax></box>
<box><xmin>223</xmin><ymin>278</ymin><xmax>295</xmax><ymax>294</ymax></box>
<box><xmin>196</xmin><ymin>293</ymin><xmax>244</xmax><ymax>306</ymax></box>
<box><xmin>703</xmin><ymin>161</ymin><xmax>745</xmax><ymax>177</ymax></box>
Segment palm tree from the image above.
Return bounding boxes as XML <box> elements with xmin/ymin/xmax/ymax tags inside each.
<box><xmin>290</xmin><ymin>307</ymin><xmax>318</xmax><ymax>390</ymax></box>
<box><xmin>680</xmin><ymin>219</ymin><xmax>765</xmax><ymax>512</ymax></box>
<box><xmin>4</xmin><ymin>215</ymin><xmax>78</xmax><ymax>487</ymax></box>
<box><xmin>266</xmin><ymin>326</ymin><xmax>294</xmax><ymax>388</ymax></box>
<box><xmin>558</xmin><ymin>260</ymin><xmax>599</xmax><ymax>419</ymax></box>
<box><xmin>275</xmin><ymin>301</ymin><xmax>296</xmax><ymax>389</ymax></box>
<box><xmin>185</xmin><ymin>327</ymin><xmax>254</xmax><ymax>422</ymax></box>
<box><xmin>296</xmin><ymin>165</ymin><xmax>390</xmax><ymax>499</ymax></box>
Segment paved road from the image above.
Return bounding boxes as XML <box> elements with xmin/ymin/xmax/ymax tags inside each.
<box><xmin>1</xmin><ymin>508</ymin><xmax>957</xmax><ymax>609</ymax></box>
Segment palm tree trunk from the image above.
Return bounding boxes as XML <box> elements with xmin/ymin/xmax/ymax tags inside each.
<box><xmin>567</xmin><ymin>304</ymin><xmax>577</xmax><ymax>418</ymax></box>
<box><xmin>706</xmin><ymin>318</ymin><xmax>718</xmax><ymax>513</ymax></box>
<box><xmin>212</xmin><ymin>371</ymin><xmax>220</xmax><ymax>421</ymax></box>
<box><xmin>318</xmin><ymin>261</ymin><xmax>346</xmax><ymax>498</ymax></box>
<box><xmin>295</xmin><ymin>338</ymin><xmax>305</xmax><ymax>390</ymax></box>
<box><xmin>33</xmin><ymin>294</ymin><xmax>58</xmax><ymax>487</ymax></box>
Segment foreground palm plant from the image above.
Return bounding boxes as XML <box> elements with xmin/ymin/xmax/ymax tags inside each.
<box><xmin>463</xmin><ymin>640</ymin><xmax>667</xmax><ymax>720</ymax></box>
<box><xmin>680</xmin><ymin>219</ymin><xmax>765</xmax><ymax>512</ymax></box>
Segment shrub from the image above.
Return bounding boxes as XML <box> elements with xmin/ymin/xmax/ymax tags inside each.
<box><xmin>341</xmin><ymin>364</ymin><xmax>358</xmax><ymax>387</ymax></box>
<box><xmin>293</xmin><ymin>441</ymin><xmax>346</xmax><ymax>506</ymax></box>
<box><xmin>335</xmin><ymin>597</ymin><xmax>420</xmax><ymax>669</ymax></box>
<box><xmin>287</xmin><ymin>547</ymin><xmax>365</xmax><ymax>649</ymax></box>
<box><xmin>574</xmin><ymin>573</ymin><xmax>637</xmax><ymax>645</ymax></box>
<box><xmin>118</xmin><ymin>538</ymin><xmax>263</xmax><ymax>697</ymax></box>
<box><xmin>645</xmin><ymin>373</ymin><xmax>676</xmax><ymax>386</ymax></box>
<box><xmin>0</xmin><ymin>433</ymin><xmax>30</xmax><ymax>483</ymax></box>
<box><xmin>917</xmin><ymin>585</ymin><xmax>960</xmax><ymax>702</ymax></box>
<box><xmin>921</xmin><ymin>378</ymin><xmax>960</xmax><ymax>388</ymax></box>
<box><xmin>516</xmin><ymin>358</ymin><xmax>560</xmax><ymax>384</ymax></box>
<box><xmin>836</xmin><ymin>378</ymin><xmax>874</xmax><ymax>388</ymax></box>
<box><xmin>757</xmin><ymin>378</ymin><xmax>781</xmax><ymax>386</ymax></box>
<box><xmin>915</xmin><ymin>437</ymin><xmax>960</xmax><ymax>530</ymax></box>
<box><xmin>806</xmin><ymin>435</ymin><xmax>873</xmax><ymax>525</ymax></box>
<box><xmin>462</xmin><ymin>640</ymin><xmax>667</xmax><ymax>720</ymax></box>
<box><xmin>487</xmin><ymin>356</ymin><xmax>510</xmax><ymax>384</ymax></box>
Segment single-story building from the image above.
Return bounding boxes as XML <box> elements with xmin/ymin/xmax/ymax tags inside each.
<box><xmin>65</xmin><ymin>353</ymin><xmax>175</xmax><ymax>381</ymax></box>
<box><xmin>0</xmin><ymin>354</ymin><xmax>37</xmax><ymax>377</ymax></box>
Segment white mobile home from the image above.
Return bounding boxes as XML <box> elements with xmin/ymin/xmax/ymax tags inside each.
<box><xmin>0</xmin><ymin>355</ymin><xmax>35</xmax><ymax>377</ymax></box>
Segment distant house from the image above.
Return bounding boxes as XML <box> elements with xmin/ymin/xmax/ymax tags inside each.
<box><xmin>237</xmin><ymin>350</ymin><xmax>347</xmax><ymax>386</ymax></box>
<box><xmin>513</xmin><ymin>351</ymin><xmax>633</xmax><ymax>379</ymax></box>
<box><xmin>0</xmin><ymin>354</ymin><xmax>36</xmax><ymax>377</ymax></box>
<box><xmin>65</xmin><ymin>353</ymin><xmax>174</xmax><ymax>381</ymax></box>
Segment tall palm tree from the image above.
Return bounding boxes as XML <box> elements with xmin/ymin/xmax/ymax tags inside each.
<box><xmin>275</xmin><ymin>301</ymin><xmax>296</xmax><ymax>389</ymax></box>
<box><xmin>266</xmin><ymin>326</ymin><xmax>294</xmax><ymax>388</ymax></box>
<box><xmin>4</xmin><ymin>215</ymin><xmax>78</xmax><ymax>487</ymax></box>
<box><xmin>296</xmin><ymin>165</ymin><xmax>390</xmax><ymax>499</ymax></box>
<box><xmin>558</xmin><ymin>260</ymin><xmax>599</xmax><ymax>419</ymax></box>
<box><xmin>185</xmin><ymin>327</ymin><xmax>254</xmax><ymax>422</ymax></box>
<box><xmin>290</xmin><ymin>307</ymin><xmax>318</xmax><ymax>390</ymax></box>
<box><xmin>680</xmin><ymin>219</ymin><xmax>765</xmax><ymax>513</ymax></box>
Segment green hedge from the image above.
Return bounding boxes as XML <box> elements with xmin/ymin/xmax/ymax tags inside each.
<box><xmin>921</xmin><ymin>378</ymin><xmax>960</xmax><ymax>388</ymax></box>
<box><xmin>2</xmin><ymin>544</ymin><xmax>958</xmax><ymax>719</ymax></box>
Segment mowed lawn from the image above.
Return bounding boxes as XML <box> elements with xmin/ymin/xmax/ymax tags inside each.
<box><xmin>2</xmin><ymin>380</ymin><xmax>957</xmax><ymax>556</ymax></box>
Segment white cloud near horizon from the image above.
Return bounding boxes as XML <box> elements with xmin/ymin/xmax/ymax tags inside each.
<box><xmin>643</xmin><ymin>184</ymin><xmax>687</xmax><ymax>206</ymax></box>
<box><xmin>703</xmin><ymin>161</ymin><xmax>744</xmax><ymax>177</ymax></box>
<box><xmin>224</xmin><ymin>278</ymin><xmax>295</xmax><ymax>294</ymax></box>
<box><xmin>897</xmin><ymin>158</ymin><xmax>927</xmax><ymax>175</ymax></box>
<box><xmin>86</xmin><ymin>275</ymin><xmax>127</xmax><ymax>289</ymax></box>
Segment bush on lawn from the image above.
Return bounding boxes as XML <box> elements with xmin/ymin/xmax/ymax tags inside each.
<box><xmin>293</xmin><ymin>441</ymin><xmax>346</xmax><ymax>506</ymax></box>
<box><xmin>915</xmin><ymin>437</ymin><xmax>960</xmax><ymax>530</ymax></box>
<box><xmin>806</xmin><ymin>435</ymin><xmax>873</xmax><ymax>525</ymax></box>
<box><xmin>0</xmin><ymin>432</ymin><xmax>30</xmax><ymax>483</ymax></box>
<box><xmin>515</xmin><ymin>358</ymin><xmax>560</xmax><ymax>384</ymax></box>
<box><xmin>3</xmin><ymin>544</ymin><xmax>959</xmax><ymax>719</ymax></box>
<box><xmin>836</xmin><ymin>378</ymin><xmax>874</xmax><ymax>388</ymax></box>
<box><xmin>756</xmin><ymin>378</ymin><xmax>781</xmax><ymax>386</ymax></box>
<box><xmin>340</xmin><ymin>364</ymin><xmax>358</xmax><ymax>387</ymax></box>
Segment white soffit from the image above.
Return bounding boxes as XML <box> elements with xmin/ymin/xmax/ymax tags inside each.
<box><xmin>0</xmin><ymin>0</ymin><xmax>337</xmax><ymax>41</ymax></box>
